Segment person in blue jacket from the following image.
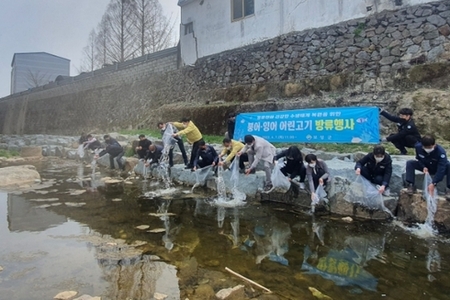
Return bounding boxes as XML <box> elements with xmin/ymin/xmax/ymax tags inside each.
<box><xmin>193</xmin><ymin>140</ymin><xmax>218</xmax><ymax>170</ymax></box>
<box><xmin>380</xmin><ymin>107</ymin><xmax>421</xmax><ymax>155</ymax></box>
<box><xmin>405</xmin><ymin>134</ymin><xmax>450</xmax><ymax>200</ymax></box>
<box><xmin>355</xmin><ymin>145</ymin><xmax>392</xmax><ymax>196</ymax></box>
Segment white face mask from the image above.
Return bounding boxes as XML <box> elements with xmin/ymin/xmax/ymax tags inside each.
<box><xmin>375</xmin><ymin>156</ymin><xmax>384</xmax><ymax>162</ymax></box>
<box><xmin>309</xmin><ymin>163</ymin><xmax>316</xmax><ymax>168</ymax></box>
<box><xmin>424</xmin><ymin>147</ymin><xmax>434</xmax><ymax>154</ymax></box>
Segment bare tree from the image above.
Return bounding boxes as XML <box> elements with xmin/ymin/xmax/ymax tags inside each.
<box><xmin>134</xmin><ymin>0</ymin><xmax>175</xmax><ymax>56</ymax></box>
<box><xmin>24</xmin><ymin>69</ymin><xmax>52</xmax><ymax>87</ymax></box>
<box><xmin>78</xmin><ymin>29</ymin><xmax>98</xmax><ymax>72</ymax></box>
<box><xmin>95</xmin><ymin>16</ymin><xmax>111</xmax><ymax>67</ymax></box>
<box><xmin>104</xmin><ymin>0</ymin><xmax>137</xmax><ymax>63</ymax></box>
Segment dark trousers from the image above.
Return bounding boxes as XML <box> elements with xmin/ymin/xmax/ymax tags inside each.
<box><xmin>312</xmin><ymin>175</ymin><xmax>328</xmax><ymax>190</ymax></box>
<box><xmin>137</xmin><ymin>149</ymin><xmax>147</xmax><ymax>159</ymax></box>
<box><xmin>406</xmin><ymin>160</ymin><xmax>450</xmax><ymax>187</ymax></box>
<box><xmin>281</xmin><ymin>164</ymin><xmax>306</xmax><ymax>182</ymax></box>
<box><xmin>389</xmin><ymin>134</ymin><xmax>418</xmax><ymax>154</ymax></box>
<box><xmin>238</xmin><ymin>153</ymin><xmax>249</xmax><ymax>170</ymax></box>
<box><xmin>197</xmin><ymin>159</ymin><xmax>214</xmax><ymax>168</ymax></box>
<box><xmin>360</xmin><ymin>166</ymin><xmax>389</xmax><ymax>187</ymax></box>
<box><xmin>188</xmin><ymin>139</ymin><xmax>203</xmax><ymax>168</ymax></box>
<box><xmin>109</xmin><ymin>150</ymin><xmax>124</xmax><ymax>169</ymax></box>
<box><xmin>169</xmin><ymin>137</ymin><xmax>188</xmax><ymax>166</ymax></box>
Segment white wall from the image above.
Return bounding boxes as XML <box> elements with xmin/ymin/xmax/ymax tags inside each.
<box><xmin>179</xmin><ymin>0</ymin><xmax>437</xmax><ymax>65</ymax></box>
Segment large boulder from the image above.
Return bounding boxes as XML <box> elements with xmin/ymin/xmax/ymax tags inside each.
<box><xmin>0</xmin><ymin>165</ymin><xmax>41</xmax><ymax>189</ymax></box>
<box><xmin>397</xmin><ymin>190</ymin><xmax>450</xmax><ymax>232</ymax></box>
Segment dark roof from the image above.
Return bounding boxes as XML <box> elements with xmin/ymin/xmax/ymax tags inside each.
<box><xmin>178</xmin><ymin>0</ymin><xmax>196</xmax><ymax>7</ymax></box>
<box><xmin>11</xmin><ymin>52</ymin><xmax>70</xmax><ymax>67</ymax></box>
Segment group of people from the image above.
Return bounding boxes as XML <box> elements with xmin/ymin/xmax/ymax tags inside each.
<box><xmin>80</xmin><ymin>134</ymin><xmax>125</xmax><ymax>170</ymax></box>
<box><xmin>357</xmin><ymin>107</ymin><xmax>450</xmax><ymax>200</ymax></box>
<box><xmin>80</xmin><ymin>106</ymin><xmax>450</xmax><ymax>202</ymax></box>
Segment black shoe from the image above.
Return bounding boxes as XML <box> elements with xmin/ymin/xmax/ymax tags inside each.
<box><xmin>406</xmin><ymin>183</ymin><xmax>416</xmax><ymax>194</ymax></box>
<box><xmin>263</xmin><ymin>184</ymin><xmax>274</xmax><ymax>192</ymax></box>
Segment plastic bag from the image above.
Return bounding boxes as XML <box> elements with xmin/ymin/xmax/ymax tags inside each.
<box><xmin>270</xmin><ymin>161</ymin><xmax>291</xmax><ymax>192</ymax></box>
<box><xmin>312</xmin><ymin>184</ymin><xmax>327</xmax><ymax>205</ymax></box>
<box><xmin>423</xmin><ymin>173</ymin><xmax>438</xmax><ymax>226</ymax></box>
<box><xmin>194</xmin><ymin>165</ymin><xmax>213</xmax><ymax>186</ymax></box>
<box><xmin>77</xmin><ymin>144</ymin><xmax>85</xmax><ymax>158</ymax></box>
<box><xmin>344</xmin><ymin>176</ymin><xmax>392</xmax><ymax>216</ymax></box>
<box><xmin>228</xmin><ymin>157</ymin><xmax>247</xmax><ymax>202</ymax></box>
<box><xmin>162</xmin><ymin>123</ymin><xmax>177</xmax><ymax>154</ymax></box>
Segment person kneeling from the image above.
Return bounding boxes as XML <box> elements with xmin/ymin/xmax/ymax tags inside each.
<box><xmin>405</xmin><ymin>134</ymin><xmax>450</xmax><ymax>200</ymax></box>
<box><xmin>355</xmin><ymin>145</ymin><xmax>392</xmax><ymax>196</ymax></box>
<box><xmin>193</xmin><ymin>141</ymin><xmax>218</xmax><ymax>171</ymax></box>
<box><xmin>305</xmin><ymin>154</ymin><xmax>330</xmax><ymax>201</ymax></box>
<box><xmin>144</xmin><ymin>144</ymin><xmax>163</xmax><ymax>169</ymax></box>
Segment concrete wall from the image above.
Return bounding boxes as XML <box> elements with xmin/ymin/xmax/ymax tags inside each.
<box><xmin>1</xmin><ymin>1</ymin><xmax>450</xmax><ymax>137</ymax></box>
<box><xmin>179</xmin><ymin>0</ymin><xmax>437</xmax><ymax>65</ymax></box>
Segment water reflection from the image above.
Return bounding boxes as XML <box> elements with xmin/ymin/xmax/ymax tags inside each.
<box><xmin>426</xmin><ymin>241</ymin><xmax>441</xmax><ymax>282</ymax></box>
<box><xmin>7</xmin><ymin>194</ymin><xmax>66</xmax><ymax>232</ymax></box>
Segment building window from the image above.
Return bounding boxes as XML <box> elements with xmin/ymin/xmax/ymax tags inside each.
<box><xmin>184</xmin><ymin>22</ymin><xmax>194</xmax><ymax>35</ymax></box>
<box><xmin>232</xmin><ymin>0</ymin><xmax>254</xmax><ymax>21</ymax></box>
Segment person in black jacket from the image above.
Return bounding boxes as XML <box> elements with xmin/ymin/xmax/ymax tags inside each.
<box><xmin>101</xmin><ymin>135</ymin><xmax>124</xmax><ymax>170</ymax></box>
<box><xmin>274</xmin><ymin>146</ymin><xmax>306</xmax><ymax>189</ymax></box>
<box><xmin>135</xmin><ymin>134</ymin><xmax>152</xmax><ymax>159</ymax></box>
<box><xmin>226</xmin><ymin>112</ymin><xmax>236</xmax><ymax>139</ymax></box>
<box><xmin>355</xmin><ymin>145</ymin><xmax>392</xmax><ymax>196</ymax></box>
<box><xmin>144</xmin><ymin>144</ymin><xmax>163</xmax><ymax>168</ymax></box>
<box><xmin>405</xmin><ymin>134</ymin><xmax>450</xmax><ymax>200</ymax></box>
<box><xmin>380</xmin><ymin>107</ymin><xmax>421</xmax><ymax>155</ymax></box>
<box><xmin>193</xmin><ymin>140</ymin><xmax>218</xmax><ymax>170</ymax></box>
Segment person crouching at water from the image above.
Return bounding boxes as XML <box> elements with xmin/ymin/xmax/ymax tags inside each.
<box><xmin>305</xmin><ymin>154</ymin><xmax>330</xmax><ymax>200</ymax></box>
<box><xmin>274</xmin><ymin>145</ymin><xmax>307</xmax><ymax>189</ymax></box>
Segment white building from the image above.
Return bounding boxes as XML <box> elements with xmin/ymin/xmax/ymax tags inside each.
<box><xmin>11</xmin><ymin>52</ymin><xmax>70</xmax><ymax>94</ymax></box>
<box><xmin>178</xmin><ymin>0</ymin><xmax>436</xmax><ymax>65</ymax></box>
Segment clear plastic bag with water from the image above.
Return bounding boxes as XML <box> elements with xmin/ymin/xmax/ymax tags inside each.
<box><xmin>344</xmin><ymin>176</ymin><xmax>393</xmax><ymax>216</ymax></box>
<box><xmin>270</xmin><ymin>160</ymin><xmax>291</xmax><ymax>192</ymax></box>
<box><xmin>423</xmin><ymin>173</ymin><xmax>438</xmax><ymax>226</ymax></box>
<box><xmin>228</xmin><ymin>157</ymin><xmax>247</xmax><ymax>202</ymax></box>
<box><xmin>162</xmin><ymin>123</ymin><xmax>177</xmax><ymax>154</ymax></box>
<box><xmin>77</xmin><ymin>144</ymin><xmax>85</xmax><ymax>158</ymax></box>
<box><xmin>312</xmin><ymin>184</ymin><xmax>327</xmax><ymax>206</ymax></box>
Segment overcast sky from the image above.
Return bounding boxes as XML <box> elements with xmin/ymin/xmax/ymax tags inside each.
<box><xmin>0</xmin><ymin>0</ymin><xmax>180</xmax><ymax>98</ymax></box>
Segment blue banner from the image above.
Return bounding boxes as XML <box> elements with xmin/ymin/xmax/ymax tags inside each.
<box><xmin>234</xmin><ymin>107</ymin><xmax>380</xmax><ymax>143</ymax></box>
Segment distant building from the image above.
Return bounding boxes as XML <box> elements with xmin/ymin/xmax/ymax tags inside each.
<box><xmin>10</xmin><ymin>52</ymin><xmax>70</xmax><ymax>94</ymax></box>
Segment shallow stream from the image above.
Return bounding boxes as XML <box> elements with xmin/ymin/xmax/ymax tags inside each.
<box><xmin>0</xmin><ymin>158</ymin><xmax>449</xmax><ymax>299</ymax></box>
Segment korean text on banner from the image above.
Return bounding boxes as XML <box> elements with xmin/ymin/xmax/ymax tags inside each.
<box><xmin>234</xmin><ymin>107</ymin><xmax>379</xmax><ymax>143</ymax></box>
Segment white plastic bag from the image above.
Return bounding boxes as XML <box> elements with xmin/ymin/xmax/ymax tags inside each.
<box><xmin>162</xmin><ymin>123</ymin><xmax>177</xmax><ymax>154</ymax></box>
<box><xmin>312</xmin><ymin>184</ymin><xmax>327</xmax><ymax>205</ymax></box>
<box><xmin>344</xmin><ymin>176</ymin><xmax>392</xmax><ymax>217</ymax></box>
<box><xmin>270</xmin><ymin>161</ymin><xmax>291</xmax><ymax>192</ymax></box>
<box><xmin>77</xmin><ymin>144</ymin><xmax>85</xmax><ymax>158</ymax></box>
<box><xmin>423</xmin><ymin>173</ymin><xmax>438</xmax><ymax>227</ymax></box>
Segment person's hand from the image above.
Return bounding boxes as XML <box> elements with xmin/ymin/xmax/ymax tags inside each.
<box><xmin>245</xmin><ymin>168</ymin><xmax>252</xmax><ymax>175</ymax></box>
<box><xmin>428</xmin><ymin>183</ymin><xmax>435</xmax><ymax>194</ymax></box>
<box><xmin>218</xmin><ymin>161</ymin><xmax>224</xmax><ymax>166</ymax></box>
<box><xmin>355</xmin><ymin>168</ymin><xmax>361</xmax><ymax>175</ymax></box>
<box><xmin>237</xmin><ymin>152</ymin><xmax>241</xmax><ymax>157</ymax></box>
<box><xmin>94</xmin><ymin>154</ymin><xmax>99</xmax><ymax>159</ymax></box>
<box><xmin>288</xmin><ymin>177</ymin><xmax>292</xmax><ymax>181</ymax></box>
<box><xmin>212</xmin><ymin>162</ymin><xmax>216</xmax><ymax>166</ymax></box>
<box><xmin>378</xmin><ymin>185</ymin><xmax>385</xmax><ymax>194</ymax></box>
<box><xmin>144</xmin><ymin>163</ymin><xmax>149</xmax><ymax>167</ymax></box>
<box><xmin>172</xmin><ymin>133</ymin><xmax>178</xmax><ymax>137</ymax></box>
<box><xmin>319</xmin><ymin>178</ymin><xmax>324</xmax><ymax>185</ymax></box>
<box><xmin>423</xmin><ymin>167</ymin><xmax>429</xmax><ymax>174</ymax></box>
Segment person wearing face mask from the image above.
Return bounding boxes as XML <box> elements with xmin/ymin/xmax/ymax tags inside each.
<box><xmin>217</xmin><ymin>138</ymin><xmax>246</xmax><ymax>170</ymax></box>
<box><xmin>405</xmin><ymin>134</ymin><xmax>450</xmax><ymax>200</ymax></box>
<box><xmin>274</xmin><ymin>146</ymin><xmax>307</xmax><ymax>189</ymax></box>
<box><xmin>305</xmin><ymin>154</ymin><xmax>330</xmax><ymax>199</ymax></box>
<box><xmin>355</xmin><ymin>145</ymin><xmax>393</xmax><ymax>196</ymax></box>
<box><xmin>157</xmin><ymin>122</ymin><xmax>189</xmax><ymax>167</ymax></box>
<box><xmin>144</xmin><ymin>144</ymin><xmax>164</xmax><ymax>168</ymax></box>
<box><xmin>380</xmin><ymin>107</ymin><xmax>421</xmax><ymax>155</ymax></box>
<box><xmin>171</xmin><ymin>117</ymin><xmax>203</xmax><ymax>169</ymax></box>
<box><xmin>192</xmin><ymin>140</ymin><xmax>218</xmax><ymax>171</ymax></box>
<box><xmin>237</xmin><ymin>135</ymin><xmax>276</xmax><ymax>192</ymax></box>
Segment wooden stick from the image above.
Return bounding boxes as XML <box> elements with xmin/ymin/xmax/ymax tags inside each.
<box><xmin>225</xmin><ymin>267</ymin><xmax>272</xmax><ymax>294</ymax></box>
